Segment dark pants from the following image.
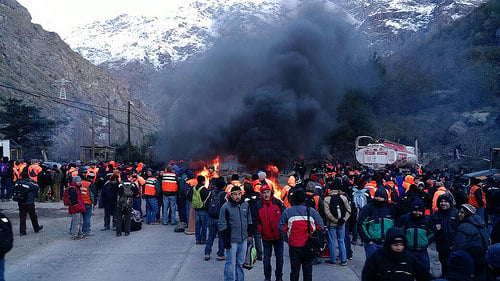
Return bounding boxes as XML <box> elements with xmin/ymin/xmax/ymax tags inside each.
<box><xmin>18</xmin><ymin>203</ymin><xmax>40</xmax><ymax>235</ymax></box>
<box><xmin>104</xmin><ymin>208</ymin><xmax>115</xmax><ymax>229</ymax></box>
<box><xmin>115</xmin><ymin>207</ymin><xmax>131</xmax><ymax>235</ymax></box>
<box><xmin>289</xmin><ymin>246</ymin><xmax>313</xmax><ymax>281</ymax></box>
<box><xmin>0</xmin><ymin>177</ymin><xmax>11</xmax><ymax>200</ymax></box>
<box><xmin>263</xmin><ymin>239</ymin><xmax>284</xmax><ymax>280</ymax></box>
<box><xmin>438</xmin><ymin>248</ymin><xmax>451</xmax><ymax>275</ymax></box>
<box><xmin>177</xmin><ymin>195</ymin><xmax>187</xmax><ymax>223</ymax></box>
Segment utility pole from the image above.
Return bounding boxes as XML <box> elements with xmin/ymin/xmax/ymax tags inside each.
<box><xmin>127</xmin><ymin>101</ymin><xmax>131</xmax><ymax>163</ymax></box>
<box><xmin>108</xmin><ymin>102</ymin><xmax>111</xmax><ymax>147</ymax></box>
<box><xmin>91</xmin><ymin>114</ymin><xmax>95</xmax><ymax>161</ymax></box>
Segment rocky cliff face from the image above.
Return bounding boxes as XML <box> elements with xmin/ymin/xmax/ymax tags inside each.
<box><xmin>0</xmin><ymin>0</ymin><xmax>156</xmax><ymax>160</ymax></box>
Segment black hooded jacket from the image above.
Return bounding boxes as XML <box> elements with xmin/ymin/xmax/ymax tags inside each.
<box><xmin>431</xmin><ymin>193</ymin><xmax>459</xmax><ymax>253</ymax></box>
<box><xmin>361</xmin><ymin>227</ymin><xmax>432</xmax><ymax>281</ymax></box>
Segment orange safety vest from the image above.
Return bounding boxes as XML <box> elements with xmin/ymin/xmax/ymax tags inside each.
<box><xmin>384</xmin><ymin>181</ymin><xmax>398</xmax><ymax>204</ymax></box>
<box><xmin>80</xmin><ymin>181</ymin><xmax>93</xmax><ymax>205</ymax></box>
<box><xmin>432</xmin><ymin>187</ymin><xmax>448</xmax><ymax>212</ymax></box>
<box><xmin>144</xmin><ymin>177</ymin><xmax>157</xmax><ymax>196</ymax></box>
<box><xmin>161</xmin><ymin>172</ymin><xmax>178</xmax><ymax>193</ymax></box>
<box><xmin>364</xmin><ymin>181</ymin><xmax>377</xmax><ymax>197</ymax></box>
<box><xmin>28</xmin><ymin>164</ymin><xmax>42</xmax><ymax>182</ymax></box>
<box><xmin>86</xmin><ymin>167</ymin><xmax>99</xmax><ymax>183</ymax></box>
<box><xmin>281</xmin><ymin>185</ymin><xmax>292</xmax><ymax>208</ymax></box>
<box><xmin>306</xmin><ymin>192</ymin><xmax>320</xmax><ymax>211</ymax></box>
<box><xmin>468</xmin><ymin>185</ymin><xmax>486</xmax><ymax>208</ymax></box>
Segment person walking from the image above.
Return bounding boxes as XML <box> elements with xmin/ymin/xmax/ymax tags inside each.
<box><xmin>279</xmin><ymin>189</ymin><xmax>325</xmax><ymax>281</ymax></box>
<box><xmin>218</xmin><ymin>185</ymin><xmax>255</xmax><ymax>281</ymax></box>
<box><xmin>255</xmin><ymin>184</ymin><xmax>286</xmax><ymax>281</ymax></box>
<box><xmin>15</xmin><ymin>172</ymin><xmax>43</xmax><ymax>236</ymax></box>
<box><xmin>431</xmin><ymin>193</ymin><xmax>459</xmax><ymax>275</ymax></box>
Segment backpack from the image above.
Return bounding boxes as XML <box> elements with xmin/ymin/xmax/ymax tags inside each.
<box><xmin>207</xmin><ymin>190</ymin><xmax>223</xmax><ymax>218</ymax></box>
<box><xmin>353</xmin><ymin>187</ymin><xmax>368</xmax><ymax>209</ymax></box>
<box><xmin>0</xmin><ymin>212</ymin><xmax>13</xmax><ymax>256</ymax></box>
<box><xmin>243</xmin><ymin>241</ymin><xmax>257</xmax><ymax>270</ymax></box>
<box><xmin>191</xmin><ymin>185</ymin><xmax>209</xmax><ymax>209</ymax></box>
<box><xmin>0</xmin><ymin>163</ymin><xmax>8</xmax><ymax>177</ymax></box>
<box><xmin>12</xmin><ymin>182</ymin><xmax>30</xmax><ymax>202</ymax></box>
<box><xmin>118</xmin><ymin>182</ymin><xmax>134</xmax><ymax>211</ymax></box>
<box><xmin>329</xmin><ymin>194</ymin><xmax>347</xmax><ymax>220</ymax></box>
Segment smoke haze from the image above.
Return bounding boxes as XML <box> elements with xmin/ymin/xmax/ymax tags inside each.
<box><xmin>157</xmin><ymin>2</ymin><xmax>378</xmax><ymax>169</ymax></box>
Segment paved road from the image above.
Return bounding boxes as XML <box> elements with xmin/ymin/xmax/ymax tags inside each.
<box><xmin>0</xmin><ymin>201</ymin><xmax>438</xmax><ymax>281</ymax></box>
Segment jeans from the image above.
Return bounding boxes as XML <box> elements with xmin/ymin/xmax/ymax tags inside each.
<box><xmin>364</xmin><ymin>242</ymin><xmax>383</xmax><ymax>259</ymax></box>
<box><xmin>224</xmin><ymin>240</ymin><xmax>247</xmax><ymax>281</ymax></box>
<box><xmin>145</xmin><ymin>197</ymin><xmax>158</xmax><ymax>224</ymax></box>
<box><xmin>253</xmin><ymin>232</ymin><xmax>263</xmax><ymax>259</ymax></box>
<box><xmin>263</xmin><ymin>239</ymin><xmax>284</xmax><ymax>280</ymax></box>
<box><xmin>133</xmin><ymin>197</ymin><xmax>142</xmax><ymax>216</ymax></box>
<box><xmin>0</xmin><ymin>177</ymin><xmax>11</xmax><ymax>200</ymax></box>
<box><xmin>410</xmin><ymin>249</ymin><xmax>430</xmax><ymax>271</ymax></box>
<box><xmin>328</xmin><ymin>225</ymin><xmax>347</xmax><ymax>262</ymax></box>
<box><xmin>195</xmin><ymin>209</ymin><xmax>208</xmax><ymax>242</ymax></box>
<box><xmin>186</xmin><ymin>200</ymin><xmax>191</xmax><ymax>225</ymax></box>
<box><xmin>205</xmin><ymin>217</ymin><xmax>224</xmax><ymax>256</ymax></box>
<box><xmin>289</xmin><ymin>246</ymin><xmax>312</xmax><ymax>281</ymax></box>
<box><xmin>344</xmin><ymin>221</ymin><xmax>353</xmax><ymax>259</ymax></box>
<box><xmin>476</xmin><ymin>207</ymin><xmax>485</xmax><ymax>222</ymax></box>
<box><xmin>70</xmin><ymin>212</ymin><xmax>83</xmax><ymax>238</ymax></box>
<box><xmin>82</xmin><ymin>204</ymin><xmax>92</xmax><ymax>234</ymax></box>
<box><xmin>163</xmin><ymin>195</ymin><xmax>177</xmax><ymax>224</ymax></box>
<box><xmin>0</xmin><ymin>257</ymin><xmax>4</xmax><ymax>281</ymax></box>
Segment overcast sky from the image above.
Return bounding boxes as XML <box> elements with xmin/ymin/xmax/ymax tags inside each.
<box><xmin>16</xmin><ymin>0</ymin><xmax>186</xmax><ymax>36</ymax></box>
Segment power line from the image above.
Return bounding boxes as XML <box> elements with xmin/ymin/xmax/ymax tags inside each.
<box><xmin>0</xmin><ymin>82</ymin><xmax>157</xmax><ymax>131</ymax></box>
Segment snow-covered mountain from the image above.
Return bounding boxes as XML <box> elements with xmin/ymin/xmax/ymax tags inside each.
<box><xmin>63</xmin><ymin>0</ymin><xmax>487</xmax><ymax>69</ymax></box>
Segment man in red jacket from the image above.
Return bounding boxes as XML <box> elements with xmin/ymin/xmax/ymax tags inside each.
<box><xmin>256</xmin><ymin>184</ymin><xmax>286</xmax><ymax>281</ymax></box>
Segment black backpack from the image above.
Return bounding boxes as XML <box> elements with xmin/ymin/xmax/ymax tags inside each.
<box><xmin>0</xmin><ymin>212</ymin><xmax>13</xmax><ymax>256</ymax></box>
<box><xmin>207</xmin><ymin>190</ymin><xmax>224</xmax><ymax>219</ymax></box>
<box><xmin>329</xmin><ymin>194</ymin><xmax>347</xmax><ymax>219</ymax></box>
<box><xmin>12</xmin><ymin>182</ymin><xmax>30</xmax><ymax>202</ymax></box>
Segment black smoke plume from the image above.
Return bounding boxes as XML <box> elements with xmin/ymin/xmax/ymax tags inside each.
<box><xmin>157</xmin><ymin>3</ymin><xmax>378</xmax><ymax>169</ymax></box>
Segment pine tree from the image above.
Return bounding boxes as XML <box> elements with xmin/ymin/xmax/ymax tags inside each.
<box><xmin>0</xmin><ymin>98</ymin><xmax>56</xmax><ymax>158</ymax></box>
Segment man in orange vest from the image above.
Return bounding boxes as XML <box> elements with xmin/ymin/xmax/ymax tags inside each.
<box><xmin>468</xmin><ymin>179</ymin><xmax>486</xmax><ymax>220</ymax></box>
<box><xmin>80</xmin><ymin>173</ymin><xmax>96</xmax><ymax>236</ymax></box>
<box><xmin>143</xmin><ymin>169</ymin><xmax>159</xmax><ymax>225</ymax></box>
<box><xmin>161</xmin><ymin>165</ymin><xmax>179</xmax><ymax>225</ymax></box>
<box><xmin>27</xmin><ymin>161</ymin><xmax>42</xmax><ymax>183</ymax></box>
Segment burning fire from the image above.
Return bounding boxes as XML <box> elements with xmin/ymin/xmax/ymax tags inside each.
<box><xmin>266</xmin><ymin>164</ymin><xmax>282</xmax><ymax>199</ymax></box>
<box><xmin>196</xmin><ymin>156</ymin><xmax>220</xmax><ymax>187</ymax></box>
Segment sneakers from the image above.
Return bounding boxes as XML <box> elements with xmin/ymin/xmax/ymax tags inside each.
<box><xmin>325</xmin><ymin>260</ymin><xmax>336</xmax><ymax>265</ymax></box>
<box><xmin>340</xmin><ymin>261</ymin><xmax>347</xmax><ymax>266</ymax></box>
<box><xmin>204</xmin><ymin>255</ymin><xmax>210</xmax><ymax>261</ymax></box>
<box><xmin>35</xmin><ymin>225</ymin><xmax>43</xmax><ymax>233</ymax></box>
<box><xmin>216</xmin><ymin>256</ymin><xmax>226</xmax><ymax>261</ymax></box>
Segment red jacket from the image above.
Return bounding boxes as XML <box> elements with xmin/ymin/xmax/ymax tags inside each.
<box><xmin>278</xmin><ymin>204</ymin><xmax>325</xmax><ymax>247</ymax></box>
<box><xmin>256</xmin><ymin>197</ymin><xmax>285</xmax><ymax>241</ymax></box>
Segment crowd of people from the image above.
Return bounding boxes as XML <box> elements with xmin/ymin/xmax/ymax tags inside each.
<box><xmin>1</xmin><ymin>156</ymin><xmax>500</xmax><ymax>281</ymax></box>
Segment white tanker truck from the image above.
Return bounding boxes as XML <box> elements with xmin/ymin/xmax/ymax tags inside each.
<box><xmin>355</xmin><ymin>136</ymin><xmax>419</xmax><ymax>170</ymax></box>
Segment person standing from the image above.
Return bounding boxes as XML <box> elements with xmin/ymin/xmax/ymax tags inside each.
<box><xmin>80</xmin><ymin>173</ymin><xmax>96</xmax><ymax>236</ymax></box>
<box><xmin>67</xmin><ymin>176</ymin><xmax>85</xmax><ymax>240</ymax></box>
<box><xmin>161</xmin><ymin>165</ymin><xmax>178</xmax><ymax>225</ymax></box>
<box><xmin>205</xmin><ymin>177</ymin><xmax>226</xmax><ymax>261</ymax></box>
<box><xmin>50</xmin><ymin>164</ymin><xmax>63</xmax><ymax>202</ymax></box>
<box><xmin>36</xmin><ymin>165</ymin><xmax>52</xmax><ymax>202</ymax></box>
<box><xmin>357</xmin><ymin>188</ymin><xmax>395</xmax><ymax>259</ymax></box>
<box><xmin>193</xmin><ymin>175</ymin><xmax>210</xmax><ymax>244</ymax></box>
<box><xmin>255</xmin><ymin>184</ymin><xmax>285</xmax><ymax>281</ymax></box>
<box><xmin>279</xmin><ymin>189</ymin><xmax>324</xmax><ymax>281</ymax></box>
<box><xmin>431</xmin><ymin>193</ymin><xmax>459</xmax><ymax>275</ymax></box>
<box><xmin>219</xmin><ymin>185</ymin><xmax>255</xmax><ymax>281</ymax></box>
<box><xmin>0</xmin><ymin>157</ymin><xmax>12</xmax><ymax>201</ymax></box>
<box><xmin>15</xmin><ymin>172</ymin><xmax>43</xmax><ymax>236</ymax></box>
<box><xmin>323</xmin><ymin>183</ymin><xmax>351</xmax><ymax>266</ymax></box>
<box><xmin>100</xmin><ymin>174</ymin><xmax>119</xmax><ymax>231</ymax></box>
<box><xmin>115</xmin><ymin>180</ymin><xmax>139</xmax><ymax>237</ymax></box>
<box><xmin>397</xmin><ymin>199</ymin><xmax>435</xmax><ymax>271</ymax></box>
<box><xmin>361</xmin><ymin>227</ymin><xmax>432</xmax><ymax>281</ymax></box>
<box><xmin>143</xmin><ymin>169</ymin><xmax>159</xmax><ymax>225</ymax></box>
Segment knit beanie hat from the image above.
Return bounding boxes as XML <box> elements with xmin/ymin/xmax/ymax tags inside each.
<box><xmin>72</xmin><ymin>176</ymin><xmax>82</xmax><ymax>183</ymax></box>
<box><xmin>447</xmin><ymin>250</ymin><xmax>474</xmax><ymax>275</ymax></box>
<box><xmin>291</xmin><ymin>188</ymin><xmax>306</xmax><ymax>205</ymax></box>
<box><xmin>374</xmin><ymin>188</ymin><xmax>388</xmax><ymax>201</ymax></box>
<box><xmin>412</xmin><ymin>199</ymin><xmax>425</xmax><ymax>211</ymax></box>
<box><xmin>487</xmin><ymin>244</ymin><xmax>500</xmax><ymax>268</ymax></box>
<box><xmin>460</xmin><ymin>204</ymin><xmax>476</xmax><ymax>216</ymax></box>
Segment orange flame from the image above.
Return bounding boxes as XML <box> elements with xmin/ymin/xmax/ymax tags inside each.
<box><xmin>196</xmin><ymin>156</ymin><xmax>220</xmax><ymax>187</ymax></box>
<box><xmin>266</xmin><ymin>164</ymin><xmax>281</xmax><ymax>199</ymax></box>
